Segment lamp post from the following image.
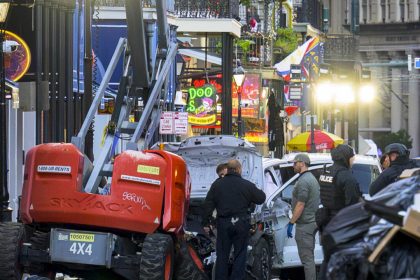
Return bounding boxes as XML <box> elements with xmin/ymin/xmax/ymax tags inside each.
<box><xmin>233</xmin><ymin>66</ymin><xmax>245</xmax><ymax>138</ymax></box>
<box><xmin>354</xmin><ymin>69</ymin><xmax>374</xmax><ymax>153</ymax></box>
<box><xmin>0</xmin><ymin>1</ymin><xmax>11</xmax><ymax>222</ymax></box>
<box><xmin>315</xmin><ymin>74</ymin><xmax>376</xmax><ymax>152</ymax></box>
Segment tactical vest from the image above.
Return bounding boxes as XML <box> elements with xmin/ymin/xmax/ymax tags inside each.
<box><xmin>319</xmin><ymin>170</ymin><xmax>346</xmax><ymax>210</ymax></box>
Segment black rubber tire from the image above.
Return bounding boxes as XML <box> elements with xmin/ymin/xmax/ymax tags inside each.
<box><xmin>139</xmin><ymin>233</ymin><xmax>174</xmax><ymax>280</ymax></box>
<box><xmin>27</xmin><ymin>230</ymin><xmax>54</xmax><ymax>278</ymax></box>
<box><xmin>174</xmin><ymin>241</ymin><xmax>208</xmax><ymax>280</ymax></box>
<box><xmin>248</xmin><ymin>238</ymin><xmax>271</xmax><ymax>280</ymax></box>
<box><xmin>0</xmin><ymin>222</ymin><xmax>25</xmax><ymax>280</ymax></box>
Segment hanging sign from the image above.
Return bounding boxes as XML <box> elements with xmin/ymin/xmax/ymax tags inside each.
<box><xmin>159</xmin><ymin>112</ymin><xmax>188</xmax><ymax>135</ymax></box>
<box><xmin>186</xmin><ymin>84</ymin><xmax>217</xmax><ymax>125</ymax></box>
<box><xmin>159</xmin><ymin>112</ymin><xmax>174</xmax><ymax>134</ymax></box>
<box><xmin>173</xmin><ymin>112</ymin><xmax>188</xmax><ymax>134</ymax></box>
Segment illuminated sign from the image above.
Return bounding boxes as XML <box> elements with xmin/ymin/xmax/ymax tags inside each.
<box><xmin>2</xmin><ymin>30</ymin><xmax>31</xmax><ymax>82</ymax></box>
<box><xmin>232</xmin><ymin>74</ymin><xmax>261</xmax><ymax>118</ymax></box>
<box><xmin>187</xmin><ymin>84</ymin><xmax>217</xmax><ymax>125</ymax></box>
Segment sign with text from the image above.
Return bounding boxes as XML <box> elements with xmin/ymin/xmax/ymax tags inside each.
<box><xmin>415</xmin><ymin>57</ymin><xmax>420</xmax><ymax>69</ymax></box>
<box><xmin>173</xmin><ymin>112</ymin><xmax>188</xmax><ymax>134</ymax></box>
<box><xmin>186</xmin><ymin>84</ymin><xmax>217</xmax><ymax>125</ymax></box>
<box><xmin>159</xmin><ymin>112</ymin><xmax>174</xmax><ymax>134</ymax></box>
<box><xmin>232</xmin><ymin>73</ymin><xmax>261</xmax><ymax>119</ymax></box>
<box><xmin>159</xmin><ymin>112</ymin><xmax>188</xmax><ymax>135</ymax></box>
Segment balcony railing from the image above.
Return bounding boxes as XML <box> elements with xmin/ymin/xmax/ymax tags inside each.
<box><xmin>236</xmin><ymin>33</ymin><xmax>272</xmax><ymax>67</ymax></box>
<box><xmin>323</xmin><ymin>35</ymin><xmax>357</xmax><ymax>61</ymax></box>
<box><xmin>174</xmin><ymin>0</ymin><xmax>239</xmax><ymax>18</ymax></box>
<box><xmin>95</xmin><ymin>0</ymin><xmax>239</xmax><ymax>18</ymax></box>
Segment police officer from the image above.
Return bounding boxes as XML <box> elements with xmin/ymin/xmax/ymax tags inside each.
<box><xmin>317</xmin><ymin>144</ymin><xmax>361</xmax><ymax>279</ymax></box>
<box><xmin>369</xmin><ymin>143</ymin><xmax>417</xmax><ymax>196</ymax></box>
<box><xmin>288</xmin><ymin>153</ymin><xmax>320</xmax><ymax>280</ymax></box>
<box><xmin>203</xmin><ymin>163</ymin><xmax>229</xmax><ymax>235</ymax></box>
<box><xmin>202</xmin><ymin>159</ymin><xmax>266</xmax><ymax>280</ymax></box>
<box><xmin>317</xmin><ymin>144</ymin><xmax>361</xmax><ymax>229</ymax></box>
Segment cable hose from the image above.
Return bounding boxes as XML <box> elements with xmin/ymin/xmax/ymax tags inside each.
<box><xmin>92</xmin><ymin>0</ymin><xmax>100</xmax><ymax>87</ymax></box>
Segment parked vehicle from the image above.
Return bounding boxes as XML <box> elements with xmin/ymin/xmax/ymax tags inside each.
<box><xmin>261</xmin><ymin>152</ymin><xmax>382</xmax><ymax>268</ymax></box>
<box><xmin>170</xmin><ymin>138</ymin><xmax>383</xmax><ymax>278</ymax></box>
<box><xmin>171</xmin><ymin>136</ymin><xmax>266</xmax><ymax>279</ymax></box>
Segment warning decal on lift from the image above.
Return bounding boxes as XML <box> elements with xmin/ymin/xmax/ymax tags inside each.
<box><xmin>121</xmin><ymin>175</ymin><xmax>161</xmax><ymax>186</ymax></box>
<box><xmin>137</xmin><ymin>165</ymin><xmax>160</xmax><ymax>175</ymax></box>
<box><xmin>37</xmin><ymin>165</ymin><xmax>72</xmax><ymax>174</ymax></box>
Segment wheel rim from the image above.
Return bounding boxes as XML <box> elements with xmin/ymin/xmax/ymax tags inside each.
<box><xmin>164</xmin><ymin>252</ymin><xmax>172</xmax><ymax>280</ymax></box>
<box><xmin>261</xmin><ymin>247</ymin><xmax>270</xmax><ymax>279</ymax></box>
<box><xmin>188</xmin><ymin>245</ymin><xmax>204</xmax><ymax>271</ymax></box>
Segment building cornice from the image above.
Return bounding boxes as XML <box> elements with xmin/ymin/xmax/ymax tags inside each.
<box><xmin>358</xmin><ymin>22</ymin><xmax>420</xmax><ymax>52</ymax></box>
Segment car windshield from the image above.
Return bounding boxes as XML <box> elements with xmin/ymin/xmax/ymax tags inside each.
<box><xmin>351</xmin><ymin>164</ymin><xmax>373</xmax><ymax>194</ymax></box>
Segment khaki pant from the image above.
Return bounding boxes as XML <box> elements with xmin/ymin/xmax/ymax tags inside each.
<box><xmin>296</xmin><ymin>222</ymin><xmax>318</xmax><ymax>280</ymax></box>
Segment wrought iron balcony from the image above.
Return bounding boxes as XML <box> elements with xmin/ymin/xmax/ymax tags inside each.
<box><xmin>235</xmin><ymin>32</ymin><xmax>272</xmax><ymax>67</ymax></box>
<box><xmin>323</xmin><ymin>34</ymin><xmax>357</xmax><ymax>62</ymax></box>
<box><xmin>95</xmin><ymin>0</ymin><xmax>239</xmax><ymax>18</ymax></box>
<box><xmin>174</xmin><ymin>0</ymin><xmax>239</xmax><ymax>18</ymax></box>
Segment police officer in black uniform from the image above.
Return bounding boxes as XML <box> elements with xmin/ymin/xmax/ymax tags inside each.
<box><xmin>369</xmin><ymin>143</ymin><xmax>417</xmax><ymax>196</ymax></box>
<box><xmin>202</xmin><ymin>159</ymin><xmax>266</xmax><ymax>280</ymax></box>
<box><xmin>317</xmin><ymin>144</ymin><xmax>361</xmax><ymax>280</ymax></box>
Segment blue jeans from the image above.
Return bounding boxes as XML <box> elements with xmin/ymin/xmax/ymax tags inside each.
<box><xmin>215</xmin><ymin>216</ymin><xmax>250</xmax><ymax>280</ymax></box>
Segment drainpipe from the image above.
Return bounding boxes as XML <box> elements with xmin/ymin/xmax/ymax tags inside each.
<box><xmin>36</xmin><ymin>0</ymin><xmax>44</xmax><ymax>144</ymax></box>
<box><xmin>58</xmin><ymin>0</ymin><xmax>66</xmax><ymax>142</ymax></box>
<box><xmin>84</xmin><ymin>0</ymin><xmax>94</xmax><ymax>160</ymax></box>
<box><xmin>66</xmin><ymin>0</ymin><xmax>76</xmax><ymax>141</ymax></box>
<box><xmin>43</xmin><ymin>0</ymin><xmax>51</xmax><ymax>143</ymax></box>
<box><xmin>50</xmin><ymin>0</ymin><xmax>58</xmax><ymax>141</ymax></box>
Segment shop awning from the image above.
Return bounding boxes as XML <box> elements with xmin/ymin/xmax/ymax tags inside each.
<box><xmin>178</xmin><ymin>48</ymin><xmax>222</xmax><ymax>65</ymax></box>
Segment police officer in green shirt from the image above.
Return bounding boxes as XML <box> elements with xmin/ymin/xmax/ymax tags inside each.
<box><xmin>287</xmin><ymin>153</ymin><xmax>320</xmax><ymax>280</ymax></box>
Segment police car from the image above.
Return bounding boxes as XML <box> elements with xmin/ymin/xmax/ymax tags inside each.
<box><xmin>261</xmin><ymin>153</ymin><xmax>382</xmax><ymax>269</ymax></box>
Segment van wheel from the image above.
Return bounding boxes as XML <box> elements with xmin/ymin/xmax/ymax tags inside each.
<box><xmin>175</xmin><ymin>241</ymin><xmax>208</xmax><ymax>280</ymax></box>
<box><xmin>139</xmin><ymin>233</ymin><xmax>174</xmax><ymax>280</ymax></box>
<box><xmin>248</xmin><ymin>238</ymin><xmax>271</xmax><ymax>280</ymax></box>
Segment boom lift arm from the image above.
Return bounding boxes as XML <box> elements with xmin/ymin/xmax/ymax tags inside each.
<box><xmin>71</xmin><ymin>0</ymin><xmax>177</xmax><ymax>194</ymax></box>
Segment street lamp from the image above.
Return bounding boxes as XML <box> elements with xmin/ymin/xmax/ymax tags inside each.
<box><xmin>315</xmin><ymin>77</ymin><xmax>376</xmax><ymax>152</ymax></box>
<box><xmin>233</xmin><ymin>66</ymin><xmax>245</xmax><ymax>138</ymax></box>
<box><xmin>176</xmin><ymin>54</ymin><xmax>185</xmax><ymax>77</ymax></box>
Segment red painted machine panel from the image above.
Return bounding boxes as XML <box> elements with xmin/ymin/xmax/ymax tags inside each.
<box><xmin>20</xmin><ymin>145</ymin><xmax>189</xmax><ymax>234</ymax></box>
<box><xmin>20</xmin><ymin>144</ymin><xmax>85</xmax><ymax>224</ymax></box>
<box><xmin>110</xmin><ymin>150</ymin><xmax>167</xmax><ymax>233</ymax></box>
<box><xmin>149</xmin><ymin>150</ymin><xmax>190</xmax><ymax>233</ymax></box>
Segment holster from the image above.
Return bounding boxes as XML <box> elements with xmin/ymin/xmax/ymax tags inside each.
<box><xmin>315</xmin><ymin>207</ymin><xmax>330</xmax><ymax>232</ymax></box>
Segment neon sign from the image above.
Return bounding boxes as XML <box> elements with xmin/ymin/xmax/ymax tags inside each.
<box><xmin>187</xmin><ymin>84</ymin><xmax>217</xmax><ymax>125</ymax></box>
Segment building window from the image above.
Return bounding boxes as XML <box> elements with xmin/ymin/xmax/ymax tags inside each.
<box><xmin>381</xmin><ymin>0</ymin><xmax>386</xmax><ymax>22</ymax></box>
<box><xmin>388</xmin><ymin>0</ymin><xmax>391</xmax><ymax>20</ymax></box>
<box><xmin>418</xmin><ymin>0</ymin><xmax>420</xmax><ymax>20</ymax></box>
<box><xmin>407</xmin><ymin>1</ymin><xmax>410</xmax><ymax>21</ymax></box>
<box><xmin>369</xmin><ymin>0</ymin><xmax>373</xmax><ymax>22</ymax></box>
<box><xmin>400</xmin><ymin>0</ymin><xmax>405</xmax><ymax>22</ymax></box>
<box><xmin>362</xmin><ymin>0</ymin><xmax>368</xmax><ymax>23</ymax></box>
<box><xmin>345</xmin><ymin>0</ymin><xmax>351</xmax><ymax>25</ymax></box>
